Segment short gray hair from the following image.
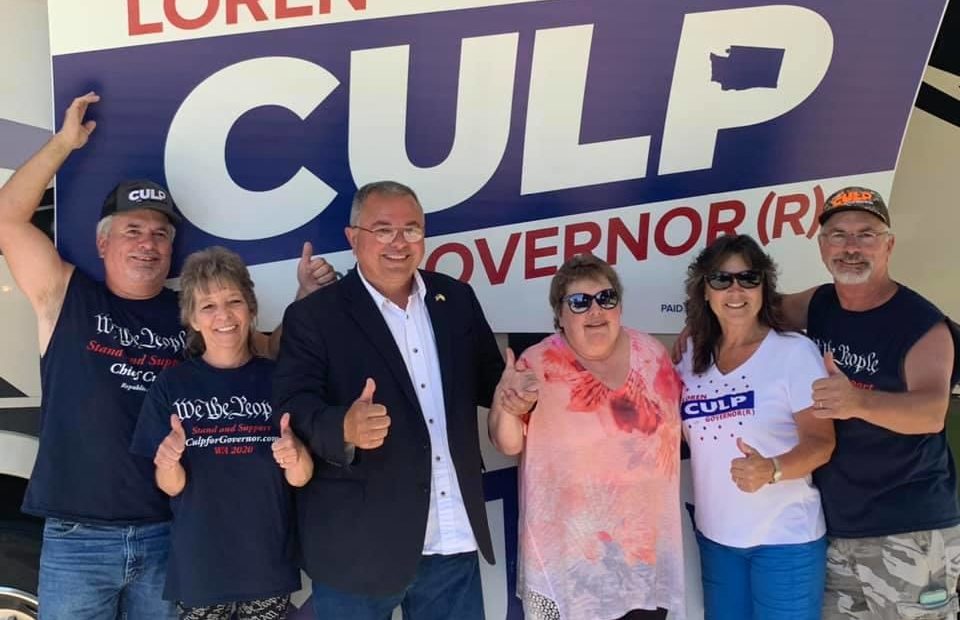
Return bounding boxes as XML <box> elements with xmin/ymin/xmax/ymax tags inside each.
<box><xmin>349</xmin><ymin>181</ymin><xmax>422</xmax><ymax>226</ymax></box>
<box><xmin>96</xmin><ymin>215</ymin><xmax>114</xmax><ymax>238</ymax></box>
<box><xmin>95</xmin><ymin>214</ymin><xmax>176</xmax><ymax>241</ymax></box>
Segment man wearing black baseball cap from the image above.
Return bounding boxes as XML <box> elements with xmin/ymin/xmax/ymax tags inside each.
<box><xmin>778</xmin><ymin>186</ymin><xmax>960</xmax><ymax>619</ymax></box>
<box><xmin>0</xmin><ymin>93</ymin><xmax>336</xmax><ymax>619</ymax></box>
<box><xmin>816</xmin><ymin>185</ymin><xmax>891</xmax><ymax>227</ymax></box>
<box><xmin>0</xmin><ymin>92</ymin><xmax>183</xmax><ymax>619</ymax></box>
<box><xmin>100</xmin><ymin>179</ymin><xmax>183</xmax><ymax>225</ymax></box>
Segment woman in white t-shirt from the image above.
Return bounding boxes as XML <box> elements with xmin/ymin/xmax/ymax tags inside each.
<box><xmin>676</xmin><ymin>234</ymin><xmax>835</xmax><ymax>620</ymax></box>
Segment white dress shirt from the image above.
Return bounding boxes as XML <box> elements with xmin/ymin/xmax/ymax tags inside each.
<box><xmin>357</xmin><ymin>268</ymin><xmax>478</xmax><ymax>555</ymax></box>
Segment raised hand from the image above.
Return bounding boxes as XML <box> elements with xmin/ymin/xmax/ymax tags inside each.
<box><xmin>730</xmin><ymin>437</ymin><xmax>775</xmax><ymax>493</ymax></box>
<box><xmin>296</xmin><ymin>241</ymin><xmax>338</xmax><ymax>299</ymax></box>
<box><xmin>496</xmin><ymin>347</ymin><xmax>538</xmax><ymax>417</ymax></box>
<box><xmin>154</xmin><ymin>414</ymin><xmax>186</xmax><ymax>470</ymax></box>
<box><xmin>343</xmin><ymin>378</ymin><xmax>391</xmax><ymax>449</ymax></box>
<box><xmin>812</xmin><ymin>352</ymin><xmax>860</xmax><ymax>420</ymax></box>
<box><xmin>56</xmin><ymin>91</ymin><xmax>100</xmax><ymax>151</ymax></box>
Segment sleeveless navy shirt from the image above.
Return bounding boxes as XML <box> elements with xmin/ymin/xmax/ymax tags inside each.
<box><xmin>808</xmin><ymin>284</ymin><xmax>960</xmax><ymax>537</ymax></box>
<box><xmin>22</xmin><ymin>270</ymin><xmax>185</xmax><ymax>524</ymax></box>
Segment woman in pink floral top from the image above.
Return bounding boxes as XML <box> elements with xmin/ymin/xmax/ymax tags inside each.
<box><xmin>489</xmin><ymin>254</ymin><xmax>685</xmax><ymax>620</ymax></box>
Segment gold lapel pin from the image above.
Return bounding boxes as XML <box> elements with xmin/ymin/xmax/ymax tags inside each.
<box><xmin>434</xmin><ymin>293</ymin><xmax>446</xmax><ymax>302</ymax></box>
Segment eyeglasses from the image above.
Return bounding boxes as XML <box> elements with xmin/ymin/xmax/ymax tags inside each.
<box><xmin>820</xmin><ymin>230</ymin><xmax>890</xmax><ymax>248</ymax></box>
<box><xmin>353</xmin><ymin>225</ymin><xmax>424</xmax><ymax>244</ymax></box>
<box><xmin>563</xmin><ymin>288</ymin><xmax>620</xmax><ymax>313</ymax></box>
<box><xmin>705</xmin><ymin>270</ymin><xmax>762</xmax><ymax>290</ymax></box>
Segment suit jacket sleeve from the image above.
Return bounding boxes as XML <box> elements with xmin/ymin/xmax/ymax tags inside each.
<box><xmin>273</xmin><ymin>298</ymin><xmax>352</xmax><ymax>467</ymax></box>
<box><xmin>468</xmin><ymin>284</ymin><xmax>504</xmax><ymax>409</ymax></box>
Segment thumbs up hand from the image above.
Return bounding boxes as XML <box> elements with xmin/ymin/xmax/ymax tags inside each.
<box><xmin>272</xmin><ymin>413</ymin><xmax>305</xmax><ymax>469</ymax></box>
<box><xmin>495</xmin><ymin>348</ymin><xmax>539</xmax><ymax>417</ymax></box>
<box><xmin>729</xmin><ymin>437</ymin><xmax>775</xmax><ymax>493</ymax></box>
<box><xmin>823</xmin><ymin>351</ymin><xmax>843</xmax><ymax>376</ymax></box>
<box><xmin>811</xmin><ymin>352</ymin><xmax>860</xmax><ymax>420</ymax></box>
<box><xmin>154</xmin><ymin>414</ymin><xmax>186</xmax><ymax>470</ymax></box>
<box><xmin>296</xmin><ymin>241</ymin><xmax>338</xmax><ymax>299</ymax></box>
<box><xmin>343</xmin><ymin>378</ymin><xmax>391</xmax><ymax>449</ymax></box>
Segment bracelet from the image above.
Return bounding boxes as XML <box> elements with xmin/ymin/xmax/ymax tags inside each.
<box><xmin>769</xmin><ymin>456</ymin><xmax>783</xmax><ymax>484</ymax></box>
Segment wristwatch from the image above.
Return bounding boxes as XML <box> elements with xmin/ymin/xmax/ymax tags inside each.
<box><xmin>769</xmin><ymin>457</ymin><xmax>783</xmax><ymax>484</ymax></box>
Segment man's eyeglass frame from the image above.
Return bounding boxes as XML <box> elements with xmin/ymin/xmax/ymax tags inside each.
<box><xmin>352</xmin><ymin>225</ymin><xmax>425</xmax><ymax>244</ymax></box>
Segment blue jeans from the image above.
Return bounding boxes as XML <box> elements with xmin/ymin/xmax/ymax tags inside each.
<box><xmin>310</xmin><ymin>552</ymin><xmax>483</xmax><ymax>620</ymax></box>
<box><xmin>697</xmin><ymin>531</ymin><xmax>826</xmax><ymax>620</ymax></box>
<box><xmin>38</xmin><ymin>518</ymin><xmax>176</xmax><ymax>620</ymax></box>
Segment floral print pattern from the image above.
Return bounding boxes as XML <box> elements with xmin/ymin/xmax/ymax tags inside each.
<box><xmin>517</xmin><ymin>329</ymin><xmax>685</xmax><ymax>620</ymax></box>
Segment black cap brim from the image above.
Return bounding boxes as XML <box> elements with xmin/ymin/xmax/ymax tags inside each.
<box><xmin>126</xmin><ymin>202</ymin><xmax>182</xmax><ymax>226</ymax></box>
<box><xmin>818</xmin><ymin>205</ymin><xmax>889</xmax><ymax>227</ymax></box>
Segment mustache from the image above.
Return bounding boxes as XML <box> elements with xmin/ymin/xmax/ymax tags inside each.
<box><xmin>836</xmin><ymin>252</ymin><xmax>868</xmax><ymax>262</ymax></box>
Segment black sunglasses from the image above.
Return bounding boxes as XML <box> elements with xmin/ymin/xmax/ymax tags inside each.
<box><xmin>705</xmin><ymin>270</ymin><xmax>762</xmax><ymax>290</ymax></box>
<box><xmin>563</xmin><ymin>288</ymin><xmax>620</xmax><ymax>313</ymax></box>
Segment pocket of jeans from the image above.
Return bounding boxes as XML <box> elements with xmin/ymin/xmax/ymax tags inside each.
<box><xmin>896</xmin><ymin>595</ymin><xmax>960</xmax><ymax>619</ymax></box>
<box><xmin>43</xmin><ymin>519</ymin><xmax>82</xmax><ymax>539</ymax></box>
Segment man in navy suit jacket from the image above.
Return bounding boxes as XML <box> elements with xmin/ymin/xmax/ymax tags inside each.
<box><xmin>274</xmin><ymin>181</ymin><xmax>506</xmax><ymax>619</ymax></box>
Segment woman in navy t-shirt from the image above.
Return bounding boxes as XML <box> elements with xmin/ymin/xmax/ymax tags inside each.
<box><xmin>132</xmin><ymin>246</ymin><xmax>313</xmax><ymax>620</ymax></box>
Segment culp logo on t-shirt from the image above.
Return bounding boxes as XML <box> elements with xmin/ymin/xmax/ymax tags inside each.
<box><xmin>681</xmin><ymin>391</ymin><xmax>755</xmax><ymax>421</ymax></box>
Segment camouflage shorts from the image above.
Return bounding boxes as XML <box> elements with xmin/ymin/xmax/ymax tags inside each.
<box><xmin>823</xmin><ymin>524</ymin><xmax>960</xmax><ymax>619</ymax></box>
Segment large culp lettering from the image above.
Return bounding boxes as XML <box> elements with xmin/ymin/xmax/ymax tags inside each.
<box><xmin>350</xmin><ymin>33</ymin><xmax>519</xmax><ymax>213</ymax></box>
<box><xmin>165</xmin><ymin>56</ymin><xmax>339</xmax><ymax>240</ymax></box>
<box><xmin>659</xmin><ymin>6</ymin><xmax>833</xmax><ymax>174</ymax></box>
<box><xmin>164</xmin><ymin>6</ymin><xmax>834</xmax><ymax>237</ymax></box>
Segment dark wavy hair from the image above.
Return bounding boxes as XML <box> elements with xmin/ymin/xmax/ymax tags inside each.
<box><xmin>179</xmin><ymin>246</ymin><xmax>258</xmax><ymax>358</ymax></box>
<box><xmin>684</xmin><ymin>234</ymin><xmax>786</xmax><ymax>374</ymax></box>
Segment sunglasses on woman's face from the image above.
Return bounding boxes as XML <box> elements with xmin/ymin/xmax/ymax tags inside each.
<box><xmin>563</xmin><ymin>288</ymin><xmax>620</xmax><ymax>313</ymax></box>
<box><xmin>704</xmin><ymin>270</ymin><xmax>762</xmax><ymax>291</ymax></box>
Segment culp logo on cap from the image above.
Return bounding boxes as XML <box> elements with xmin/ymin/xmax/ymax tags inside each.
<box><xmin>819</xmin><ymin>185</ymin><xmax>890</xmax><ymax>226</ymax></box>
<box><xmin>101</xmin><ymin>179</ymin><xmax>182</xmax><ymax>224</ymax></box>
<box><xmin>128</xmin><ymin>188</ymin><xmax>167</xmax><ymax>202</ymax></box>
<box><xmin>829</xmin><ymin>189</ymin><xmax>877</xmax><ymax>208</ymax></box>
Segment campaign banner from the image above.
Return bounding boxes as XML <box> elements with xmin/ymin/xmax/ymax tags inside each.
<box><xmin>45</xmin><ymin>3</ymin><xmax>949</xmax><ymax>618</ymax></box>
<box><xmin>49</xmin><ymin>0</ymin><xmax>948</xmax><ymax>332</ymax></box>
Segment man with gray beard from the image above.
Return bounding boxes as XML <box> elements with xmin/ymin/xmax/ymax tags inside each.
<box><xmin>781</xmin><ymin>186</ymin><xmax>960</xmax><ymax>619</ymax></box>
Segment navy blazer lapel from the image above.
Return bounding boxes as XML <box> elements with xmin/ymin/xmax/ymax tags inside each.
<box><xmin>340</xmin><ymin>269</ymin><xmax>420</xmax><ymax>411</ymax></box>
<box><xmin>423</xmin><ymin>272</ymin><xmax>456</xmax><ymax>418</ymax></box>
